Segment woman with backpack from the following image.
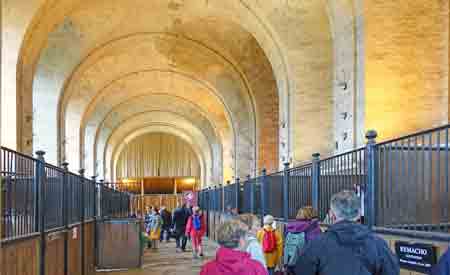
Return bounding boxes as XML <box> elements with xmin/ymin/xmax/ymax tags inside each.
<box><xmin>257</xmin><ymin>215</ymin><xmax>283</xmax><ymax>275</ymax></box>
<box><xmin>185</xmin><ymin>206</ymin><xmax>206</xmax><ymax>259</ymax></box>
<box><xmin>284</xmin><ymin>206</ymin><xmax>322</xmax><ymax>274</ymax></box>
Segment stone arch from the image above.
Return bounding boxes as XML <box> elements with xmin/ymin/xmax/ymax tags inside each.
<box><xmin>107</xmin><ymin>121</ymin><xmax>213</xmax><ymax>186</ymax></box>
<box><xmin>14</xmin><ymin>0</ymin><xmax>286</xmax><ymax>171</ymax></box>
<box><xmin>93</xmin><ymin>94</ymin><xmax>220</xmax><ymax>176</ymax></box>
<box><xmin>113</xmin><ymin>131</ymin><xmax>205</xmax><ymax>186</ymax></box>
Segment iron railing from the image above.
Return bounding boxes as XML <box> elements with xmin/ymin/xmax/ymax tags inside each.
<box><xmin>1</xmin><ymin>147</ymin><xmax>131</xmax><ymax>241</ymax></box>
<box><xmin>375</xmin><ymin>125</ymin><xmax>450</xmax><ymax>233</ymax></box>
<box><xmin>198</xmin><ymin>124</ymin><xmax>450</xmax><ymax>239</ymax></box>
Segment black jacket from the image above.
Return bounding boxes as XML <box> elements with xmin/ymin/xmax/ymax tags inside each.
<box><xmin>160</xmin><ymin>209</ymin><xmax>172</xmax><ymax>230</ymax></box>
<box><xmin>294</xmin><ymin>221</ymin><xmax>400</xmax><ymax>275</ymax></box>
<box><xmin>172</xmin><ymin>207</ymin><xmax>190</xmax><ymax>234</ymax></box>
<box><xmin>432</xmin><ymin>247</ymin><xmax>450</xmax><ymax>275</ymax></box>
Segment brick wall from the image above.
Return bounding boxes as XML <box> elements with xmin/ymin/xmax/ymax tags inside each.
<box><xmin>364</xmin><ymin>0</ymin><xmax>449</xmax><ymax>141</ymax></box>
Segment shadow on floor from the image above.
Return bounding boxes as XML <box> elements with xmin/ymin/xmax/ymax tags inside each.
<box><xmin>97</xmin><ymin>239</ymin><xmax>218</xmax><ymax>275</ymax></box>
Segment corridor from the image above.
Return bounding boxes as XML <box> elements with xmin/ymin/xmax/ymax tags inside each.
<box><xmin>99</xmin><ymin>239</ymin><xmax>218</xmax><ymax>275</ymax></box>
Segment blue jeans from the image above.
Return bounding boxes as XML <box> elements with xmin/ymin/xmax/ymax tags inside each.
<box><xmin>268</xmin><ymin>268</ymin><xmax>275</xmax><ymax>275</ymax></box>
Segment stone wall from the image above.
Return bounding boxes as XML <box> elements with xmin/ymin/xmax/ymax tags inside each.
<box><xmin>364</xmin><ymin>0</ymin><xmax>450</xmax><ymax>141</ymax></box>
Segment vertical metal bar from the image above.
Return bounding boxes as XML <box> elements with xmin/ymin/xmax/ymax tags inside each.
<box><xmin>79</xmin><ymin>169</ymin><xmax>86</xmax><ymax>275</ymax></box>
<box><xmin>92</xmin><ymin>176</ymin><xmax>99</xmax><ymax>267</ymax></box>
<box><xmin>260</xmin><ymin>169</ymin><xmax>267</xmax><ymax>225</ymax></box>
<box><xmin>428</xmin><ymin>133</ymin><xmax>433</xmax><ymax>224</ymax></box>
<box><xmin>414</xmin><ymin>136</ymin><xmax>419</xmax><ymax>226</ymax></box>
<box><xmin>399</xmin><ymin>139</ymin><xmax>404</xmax><ymax>224</ymax></box>
<box><xmin>36</xmin><ymin>151</ymin><xmax>46</xmax><ymax>275</ymax></box>
<box><xmin>365</xmin><ymin>131</ymin><xmax>378</xmax><ymax>228</ymax></box>
<box><xmin>62</xmin><ymin>162</ymin><xmax>69</xmax><ymax>275</ymax></box>
<box><xmin>388</xmin><ymin>141</ymin><xmax>394</xmax><ymax>225</ymax></box>
<box><xmin>436</xmin><ymin>131</ymin><xmax>441</xmax><ymax>224</ymax></box>
<box><xmin>235</xmin><ymin>178</ymin><xmax>240</xmax><ymax>212</ymax></box>
<box><xmin>445</xmin><ymin>128</ymin><xmax>449</xmax><ymax>221</ymax></box>
<box><xmin>283</xmin><ymin>163</ymin><xmax>290</xmax><ymax>223</ymax></box>
<box><xmin>248</xmin><ymin>175</ymin><xmax>254</xmax><ymax>214</ymax></box>
<box><xmin>312</xmin><ymin>153</ymin><xmax>320</xmax><ymax>214</ymax></box>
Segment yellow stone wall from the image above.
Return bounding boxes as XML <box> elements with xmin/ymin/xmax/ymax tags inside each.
<box><xmin>364</xmin><ymin>0</ymin><xmax>449</xmax><ymax>141</ymax></box>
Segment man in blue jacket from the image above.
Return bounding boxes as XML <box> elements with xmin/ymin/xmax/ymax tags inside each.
<box><xmin>432</xmin><ymin>248</ymin><xmax>450</xmax><ymax>275</ymax></box>
<box><xmin>294</xmin><ymin>190</ymin><xmax>400</xmax><ymax>275</ymax></box>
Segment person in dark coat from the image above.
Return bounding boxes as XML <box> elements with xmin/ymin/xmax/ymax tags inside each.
<box><xmin>159</xmin><ymin>206</ymin><xmax>172</xmax><ymax>242</ymax></box>
<box><xmin>172</xmin><ymin>203</ymin><xmax>190</xmax><ymax>252</ymax></box>
<box><xmin>294</xmin><ymin>190</ymin><xmax>399</xmax><ymax>275</ymax></box>
<box><xmin>432</xmin><ymin>247</ymin><xmax>450</xmax><ymax>275</ymax></box>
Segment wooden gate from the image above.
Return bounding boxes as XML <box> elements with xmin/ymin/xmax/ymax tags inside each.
<box><xmin>130</xmin><ymin>194</ymin><xmax>183</xmax><ymax>216</ymax></box>
<box><xmin>96</xmin><ymin>219</ymin><xmax>142</xmax><ymax>270</ymax></box>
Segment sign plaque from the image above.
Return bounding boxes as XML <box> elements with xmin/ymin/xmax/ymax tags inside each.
<box><xmin>395</xmin><ymin>241</ymin><xmax>437</xmax><ymax>273</ymax></box>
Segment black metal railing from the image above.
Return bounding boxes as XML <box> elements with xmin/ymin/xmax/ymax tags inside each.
<box><xmin>288</xmin><ymin>163</ymin><xmax>313</xmax><ymax>219</ymax></box>
<box><xmin>318</xmin><ymin>148</ymin><xmax>366</xmax><ymax>220</ymax></box>
<box><xmin>375</xmin><ymin>125</ymin><xmax>450</xmax><ymax>233</ymax></box>
<box><xmin>198</xmin><ymin>124</ymin><xmax>450</xmax><ymax>239</ymax></box>
<box><xmin>1</xmin><ymin>147</ymin><xmax>131</xmax><ymax>241</ymax></box>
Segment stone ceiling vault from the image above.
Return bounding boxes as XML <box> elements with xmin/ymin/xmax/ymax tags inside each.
<box><xmin>9</xmin><ymin>0</ymin><xmax>345</xmax><ymax>184</ymax></box>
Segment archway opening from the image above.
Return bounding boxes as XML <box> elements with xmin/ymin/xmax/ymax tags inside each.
<box><xmin>115</xmin><ymin>132</ymin><xmax>201</xmax><ymax>192</ymax></box>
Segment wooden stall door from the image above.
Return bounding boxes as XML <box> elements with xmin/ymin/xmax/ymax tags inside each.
<box><xmin>97</xmin><ymin>219</ymin><xmax>141</xmax><ymax>270</ymax></box>
<box><xmin>45</xmin><ymin>232</ymin><xmax>65</xmax><ymax>275</ymax></box>
<box><xmin>1</xmin><ymin>238</ymin><xmax>39</xmax><ymax>275</ymax></box>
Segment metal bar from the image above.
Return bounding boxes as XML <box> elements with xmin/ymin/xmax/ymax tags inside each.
<box><xmin>260</xmin><ymin>169</ymin><xmax>267</xmax><ymax>225</ymax></box>
<box><xmin>62</xmin><ymin>163</ymin><xmax>69</xmax><ymax>275</ymax></box>
<box><xmin>446</xmin><ymin>128</ymin><xmax>449</xmax><ymax>222</ymax></box>
<box><xmin>80</xmin><ymin>169</ymin><xmax>86</xmax><ymax>275</ymax></box>
<box><xmin>365</xmin><ymin>131</ymin><xmax>378</xmax><ymax>228</ymax></box>
<box><xmin>282</xmin><ymin>163</ymin><xmax>290</xmax><ymax>223</ymax></box>
<box><xmin>36</xmin><ymin>151</ymin><xmax>46</xmax><ymax>275</ymax></box>
<box><xmin>312</xmin><ymin>154</ymin><xmax>320</xmax><ymax>213</ymax></box>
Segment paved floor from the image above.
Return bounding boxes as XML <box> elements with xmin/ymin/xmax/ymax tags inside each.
<box><xmin>97</xmin><ymin>239</ymin><xmax>218</xmax><ymax>275</ymax></box>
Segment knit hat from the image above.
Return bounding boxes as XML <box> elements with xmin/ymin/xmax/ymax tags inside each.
<box><xmin>263</xmin><ymin>215</ymin><xmax>274</xmax><ymax>225</ymax></box>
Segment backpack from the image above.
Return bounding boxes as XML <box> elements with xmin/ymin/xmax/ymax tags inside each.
<box><xmin>283</xmin><ymin>222</ymin><xmax>318</xmax><ymax>268</ymax></box>
<box><xmin>283</xmin><ymin>232</ymin><xmax>306</xmax><ymax>267</ymax></box>
<box><xmin>193</xmin><ymin>215</ymin><xmax>201</xmax><ymax>231</ymax></box>
<box><xmin>262</xmin><ymin>229</ymin><xmax>277</xmax><ymax>253</ymax></box>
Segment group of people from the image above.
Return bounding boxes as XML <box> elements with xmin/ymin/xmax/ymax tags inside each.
<box><xmin>200</xmin><ymin>190</ymin><xmax>401</xmax><ymax>275</ymax></box>
<box><xmin>140</xmin><ymin>191</ymin><xmax>450</xmax><ymax>275</ymax></box>
<box><xmin>143</xmin><ymin>202</ymin><xmax>207</xmax><ymax>259</ymax></box>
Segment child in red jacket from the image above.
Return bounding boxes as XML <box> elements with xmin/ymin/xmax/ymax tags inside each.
<box><xmin>185</xmin><ymin>206</ymin><xmax>206</xmax><ymax>258</ymax></box>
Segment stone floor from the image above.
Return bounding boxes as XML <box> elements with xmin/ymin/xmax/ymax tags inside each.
<box><xmin>97</xmin><ymin>239</ymin><xmax>218</xmax><ymax>275</ymax></box>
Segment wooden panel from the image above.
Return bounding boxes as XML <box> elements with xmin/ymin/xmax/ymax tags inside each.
<box><xmin>1</xmin><ymin>237</ymin><xmax>39</xmax><ymax>275</ymax></box>
<box><xmin>97</xmin><ymin>220</ymin><xmax>141</xmax><ymax>269</ymax></box>
<box><xmin>131</xmin><ymin>194</ymin><xmax>183</xmax><ymax>216</ymax></box>
<box><xmin>45</xmin><ymin>231</ymin><xmax>64</xmax><ymax>275</ymax></box>
<box><xmin>84</xmin><ymin>222</ymin><xmax>95</xmax><ymax>275</ymax></box>
<box><xmin>67</xmin><ymin>226</ymin><xmax>81</xmax><ymax>275</ymax></box>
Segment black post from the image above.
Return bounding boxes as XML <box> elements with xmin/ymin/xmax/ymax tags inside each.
<box><xmin>223</xmin><ymin>183</ymin><xmax>227</xmax><ymax>213</ymax></box>
<box><xmin>91</xmin><ymin>175</ymin><xmax>98</xmax><ymax>267</ymax></box>
<box><xmin>206</xmin><ymin>187</ymin><xmax>210</xmax><ymax>237</ymax></box>
<box><xmin>92</xmin><ymin>176</ymin><xmax>98</xmax><ymax>218</ymax></box>
<box><xmin>260</xmin><ymin>168</ymin><xmax>267</xmax><ymax>226</ymax></box>
<box><xmin>79</xmin><ymin>169</ymin><xmax>86</xmax><ymax>275</ymax></box>
<box><xmin>283</xmin><ymin>162</ymin><xmax>290</xmax><ymax>223</ymax></box>
<box><xmin>235</xmin><ymin>178</ymin><xmax>240</xmax><ymax>212</ymax></box>
<box><xmin>312</xmin><ymin>153</ymin><xmax>321</xmax><ymax>214</ymax></box>
<box><xmin>365</xmin><ymin>130</ymin><xmax>378</xmax><ymax>228</ymax></box>
<box><xmin>61</xmin><ymin>162</ymin><xmax>69</xmax><ymax>275</ymax></box>
<box><xmin>36</xmin><ymin>151</ymin><xmax>46</xmax><ymax>275</ymax></box>
<box><xmin>247</xmin><ymin>175</ymin><xmax>254</xmax><ymax>214</ymax></box>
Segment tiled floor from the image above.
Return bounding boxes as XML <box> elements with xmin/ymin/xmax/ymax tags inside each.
<box><xmin>97</xmin><ymin>239</ymin><xmax>218</xmax><ymax>275</ymax></box>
